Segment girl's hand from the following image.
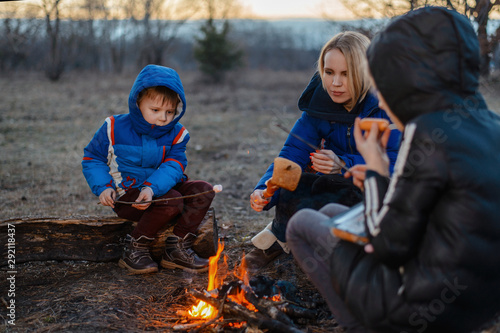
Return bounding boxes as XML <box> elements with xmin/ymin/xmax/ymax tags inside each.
<box><xmin>344</xmin><ymin>164</ymin><xmax>367</xmax><ymax>191</ymax></box>
<box><xmin>353</xmin><ymin>118</ymin><xmax>391</xmax><ymax>177</ymax></box>
<box><xmin>133</xmin><ymin>187</ymin><xmax>153</xmax><ymax>210</ymax></box>
<box><xmin>310</xmin><ymin>149</ymin><xmax>345</xmax><ymax>174</ymax></box>
<box><xmin>99</xmin><ymin>188</ymin><xmax>116</xmax><ymax>208</ymax></box>
<box><xmin>250</xmin><ymin>189</ymin><xmax>269</xmax><ymax>212</ymax></box>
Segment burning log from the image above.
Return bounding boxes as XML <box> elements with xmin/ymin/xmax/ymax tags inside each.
<box><xmin>240</xmin><ymin>284</ymin><xmax>296</xmax><ymax>327</ymax></box>
<box><xmin>173</xmin><ymin>294</ymin><xmax>227</xmax><ymax>332</ymax></box>
<box><xmin>189</xmin><ymin>290</ymin><xmax>304</xmax><ymax>333</ymax></box>
<box><xmin>247</xmin><ymin>275</ymin><xmax>319</xmax><ymax>321</ymax></box>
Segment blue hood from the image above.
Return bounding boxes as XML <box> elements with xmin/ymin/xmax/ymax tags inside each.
<box><xmin>128</xmin><ymin>65</ymin><xmax>187</xmax><ymax>138</ymax></box>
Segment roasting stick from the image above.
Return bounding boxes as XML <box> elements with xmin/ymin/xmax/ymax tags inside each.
<box><xmin>97</xmin><ymin>184</ymin><xmax>223</xmax><ymax>205</ymax></box>
<box><xmin>275</xmin><ymin>123</ymin><xmax>351</xmax><ymax>174</ymax></box>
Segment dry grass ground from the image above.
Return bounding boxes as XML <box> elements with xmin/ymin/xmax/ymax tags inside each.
<box><xmin>1</xmin><ymin>70</ymin><xmax>499</xmax><ymax>333</ymax></box>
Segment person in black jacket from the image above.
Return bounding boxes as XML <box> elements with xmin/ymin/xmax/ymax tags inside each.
<box><xmin>286</xmin><ymin>6</ymin><xmax>500</xmax><ymax>333</ymax></box>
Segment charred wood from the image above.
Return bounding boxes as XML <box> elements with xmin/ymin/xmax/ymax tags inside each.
<box><xmin>240</xmin><ymin>284</ymin><xmax>296</xmax><ymax>327</ymax></box>
<box><xmin>189</xmin><ymin>290</ymin><xmax>304</xmax><ymax>333</ymax></box>
<box><xmin>277</xmin><ymin>303</ymin><xmax>317</xmax><ymax>320</ymax></box>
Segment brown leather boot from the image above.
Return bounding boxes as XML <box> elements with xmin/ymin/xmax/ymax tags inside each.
<box><xmin>243</xmin><ymin>241</ymin><xmax>285</xmax><ymax>273</ymax></box>
<box><xmin>118</xmin><ymin>234</ymin><xmax>158</xmax><ymax>274</ymax></box>
<box><xmin>160</xmin><ymin>233</ymin><xmax>209</xmax><ymax>273</ymax></box>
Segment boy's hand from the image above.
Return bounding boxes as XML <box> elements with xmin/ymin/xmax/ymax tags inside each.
<box><xmin>353</xmin><ymin>118</ymin><xmax>391</xmax><ymax>177</ymax></box>
<box><xmin>250</xmin><ymin>189</ymin><xmax>269</xmax><ymax>212</ymax></box>
<box><xmin>344</xmin><ymin>164</ymin><xmax>367</xmax><ymax>191</ymax></box>
<box><xmin>133</xmin><ymin>187</ymin><xmax>153</xmax><ymax>210</ymax></box>
<box><xmin>99</xmin><ymin>188</ymin><xmax>116</xmax><ymax>208</ymax></box>
<box><xmin>310</xmin><ymin>149</ymin><xmax>345</xmax><ymax>174</ymax></box>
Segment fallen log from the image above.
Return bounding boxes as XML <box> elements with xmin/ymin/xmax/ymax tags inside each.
<box><xmin>0</xmin><ymin>208</ymin><xmax>218</xmax><ymax>267</ymax></box>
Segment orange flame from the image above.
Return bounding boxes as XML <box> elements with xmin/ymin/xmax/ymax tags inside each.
<box><xmin>208</xmin><ymin>240</ymin><xmax>225</xmax><ymax>290</ymax></box>
<box><xmin>188</xmin><ymin>299</ymin><xmax>217</xmax><ymax>319</ymax></box>
<box><xmin>227</xmin><ymin>254</ymin><xmax>257</xmax><ymax>311</ymax></box>
<box><xmin>268</xmin><ymin>294</ymin><xmax>281</xmax><ymax>302</ymax></box>
<box><xmin>234</xmin><ymin>253</ymin><xmax>249</xmax><ymax>286</ymax></box>
<box><xmin>188</xmin><ymin>241</ymin><xmax>224</xmax><ymax>319</ymax></box>
<box><xmin>228</xmin><ymin>288</ymin><xmax>257</xmax><ymax>312</ymax></box>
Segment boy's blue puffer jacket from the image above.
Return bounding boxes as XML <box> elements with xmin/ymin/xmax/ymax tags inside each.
<box><xmin>82</xmin><ymin>65</ymin><xmax>189</xmax><ymax>198</ymax></box>
<box><xmin>255</xmin><ymin>72</ymin><xmax>401</xmax><ymax>208</ymax></box>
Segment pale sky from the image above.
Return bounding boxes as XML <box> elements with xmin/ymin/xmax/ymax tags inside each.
<box><xmin>239</xmin><ymin>0</ymin><xmax>354</xmax><ymax>20</ymax></box>
<box><xmin>17</xmin><ymin>0</ymin><xmax>356</xmax><ymax>20</ymax></box>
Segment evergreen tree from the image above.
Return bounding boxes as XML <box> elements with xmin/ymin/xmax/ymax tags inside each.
<box><xmin>194</xmin><ymin>18</ymin><xmax>243</xmax><ymax>83</ymax></box>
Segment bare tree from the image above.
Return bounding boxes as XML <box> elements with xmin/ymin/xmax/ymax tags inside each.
<box><xmin>40</xmin><ymin>0</ymin><xmax>65</xmax><ymax>81</ymax></box>
<box><xmin>336</xmin><ymin>0</ymin><xmax>500</xmax><ymax>76</ymax></box>
<box><xmin>103</xmin><ymin>0</ymin><xmax>134</xmax><ymax>73</ymax></box>
<box><xmin>462</xmin><ymin>0</ymin><xmax>500</xmax><ymax>76</ymax></box>
<box><xmin>128</xmin><ymin>0</ymin><xmax>199</xmax><ymax>67</ymax></box>
<box><xmin>0</xmin><ymin>2</ymin><xmax>41</xmax><ymax>71</ymax></box>
<box><xmin>71</xmin><ymin>0</ymin><xmax>108</xmax><ymax>70</ymax></box>
<box><xmin>233</xmin><ymin>21</ymin><xmax>317</xmax><ymax>70</ymax></box>
<box><xmin>199</xmin><ymin>0</ymin><xmax>243</xmax><ymax>19</ymax></box>
<box><xmin>339</xmin><ymin>0</ymin><xmax>432</xmax><ymax>18</ymax></box>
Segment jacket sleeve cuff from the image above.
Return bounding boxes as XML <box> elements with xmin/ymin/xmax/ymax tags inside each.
<box><xmin>140</xmin><ymin>186</ymin><xmax>154</xmax><ymax>197</ymax></box>
<box><xmin>96</xmin><ymin>183</ymin><xmax>116</xmax><ymax>197</ymax></box>
<box><xmin>364</xmin><ymin>170</ymin><xmax>391</xmax><ymax>211</ymax></box>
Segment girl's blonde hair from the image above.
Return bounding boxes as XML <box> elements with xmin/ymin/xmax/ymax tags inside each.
<box><xmin>318</xmin><ymin>31</ymin><xmax>371</xmax><ymax>111</ymax></box>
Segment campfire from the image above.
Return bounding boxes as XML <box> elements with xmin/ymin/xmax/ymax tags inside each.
<box><xmin>174</xmin><ymin>241</ymin><xmax>320</xmax><ymax>332</ymax></box>
<box><xmin>188</xmin><ymin>240</ymin><xmax>228</xmax><ymax>319</ymax></box>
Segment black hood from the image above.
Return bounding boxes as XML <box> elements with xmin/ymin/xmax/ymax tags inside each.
<box><xmin>298</xmin><ymin>72</ymin><xmax>378</xmax><ymax>123</ymax></box>
<box><xmin>367</xmin><ymin>7</ymin><xmax>487</xmax><ymax>125</ymax></box>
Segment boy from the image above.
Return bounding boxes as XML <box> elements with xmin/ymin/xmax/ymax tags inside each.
<box><xmin>82</xmin><ymin>65</ymin><xmax>215</xmax><ymax>274</ymax></box>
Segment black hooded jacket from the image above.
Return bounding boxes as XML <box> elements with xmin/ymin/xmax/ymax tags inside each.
<box><xmin>330</xmin><ymin>7</ymin><xmax>500</xmax><ymax>333</ymax></box>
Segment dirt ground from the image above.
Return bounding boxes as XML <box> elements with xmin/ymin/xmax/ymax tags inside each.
<box><xmin>1</xmin><ymin>70</ymin><xmax>500</xmax><ymax>333</ymax></box>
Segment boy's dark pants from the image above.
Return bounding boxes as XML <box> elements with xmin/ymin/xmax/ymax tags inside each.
<box><xmin>272</xmin><ymin>173</ymin><xmax>362</xmax><ymax>243</ymax></box>
<box><xmin>113</xmin><ymin>180</ymin><xmax>215</xmax><ymax>239</ymax></box>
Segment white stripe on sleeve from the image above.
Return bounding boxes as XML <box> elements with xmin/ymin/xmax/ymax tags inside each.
<box><xmin>363</xmin><ymin>123</ymin><xmax>417</xmax><ymax>237</ymax></box>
